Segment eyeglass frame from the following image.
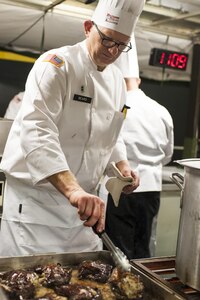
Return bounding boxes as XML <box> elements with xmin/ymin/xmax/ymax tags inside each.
<box><xmin>92</xmin><ymin>21</ymin><xmax>132</xmax><ymax>53</ymax></box>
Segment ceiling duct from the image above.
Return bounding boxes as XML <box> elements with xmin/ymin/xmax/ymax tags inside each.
<box><xmin>76</xmin><ymin>0</ymin><xmax>97</xmax><ymax>4</ymax></box>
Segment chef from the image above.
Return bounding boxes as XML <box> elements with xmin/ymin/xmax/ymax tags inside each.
<box><xmin>0</xmin><ymin>0</ymin><xmax>145</xmax><ymax>256</ymax></box>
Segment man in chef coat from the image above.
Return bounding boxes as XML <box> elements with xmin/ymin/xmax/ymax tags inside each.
<box><xmin>0</xmin><ymin>0</ymin><xmax>145</xmax><ymax>256</ymax></box>
<box><xmin>105</xmin><ymin>45</ymin><xmax>174</xmax><ymax>259</ymax></box>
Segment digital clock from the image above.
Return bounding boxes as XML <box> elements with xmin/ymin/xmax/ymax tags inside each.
<box><xmin>149</xmin><ymin>48</ymin><xmax>189</xmax><ymax>71</ymax></box>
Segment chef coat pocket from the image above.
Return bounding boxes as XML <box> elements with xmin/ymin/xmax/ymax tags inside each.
<box><xmin>17</xmin><ymin>201</ymin><xmax>84</xmax><ymax>248</ymax></box>
<box><xmin>19</xmin><ymin>201</ymin><xmax>83</xmax><ymax>228</ymax></box>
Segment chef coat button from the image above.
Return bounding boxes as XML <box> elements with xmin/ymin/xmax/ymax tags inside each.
<box><xmin>106</xmin><ymin>113</ymin><xmax>112</xmax><ymax>120</ymax></box>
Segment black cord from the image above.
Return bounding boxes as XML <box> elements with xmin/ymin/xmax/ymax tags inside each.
<box><xmin>40</xmin><ymin>14</ymin><xmax>46</xmax><ymax>53</ymax></box>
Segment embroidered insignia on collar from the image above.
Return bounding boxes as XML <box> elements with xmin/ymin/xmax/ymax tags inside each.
<box><xmin>43</xmin><ymin>54</ymin><xmax>64</xmax><ymax>68</ymax></box>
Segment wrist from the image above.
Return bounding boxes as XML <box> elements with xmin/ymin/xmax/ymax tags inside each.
<box><xmin>67</xmin><ymin>188</ymin><xmax>82</xmax><ymax>200</ymax></box>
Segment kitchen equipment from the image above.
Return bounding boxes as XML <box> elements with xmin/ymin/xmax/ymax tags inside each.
<box><xmin>0</xmin><ymin>118</ymin><xmax>13</xmax><ymax>156</ymax></box>
<box><xmin>93</xmin><ymin>225</ymin><xmax>131</xmax><ymax>272</ymax></box>
<box><xmin>0</xmin><ymin>252</ymin><xmax>198</xmax><ymax>299</ymax></box>
<box><xmin>132</xmin><ymin>256</ymin><xmax>200</xmax><ymax>299</ymax></box>
<box><xmin>170</xmin><ymin>158</ymin><xmax>200</xmax><ymax>291</ymax></box>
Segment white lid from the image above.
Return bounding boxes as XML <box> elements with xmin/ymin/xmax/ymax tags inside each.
<box><xmin>175</xmin><ymin>159</ymin><xmax>200</xmax><ymax>170</ymax></box>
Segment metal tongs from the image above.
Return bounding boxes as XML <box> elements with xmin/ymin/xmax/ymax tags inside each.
<box><xmin>93</xmin><ymin>226</ymin><xmax>131</xmax><ymax>272</ymax></box>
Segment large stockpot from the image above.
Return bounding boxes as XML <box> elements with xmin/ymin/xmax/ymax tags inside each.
<box><xmin>171</xmin><ymin>158</ymin><xmax>200</xmax><ymax>291</ymax></box>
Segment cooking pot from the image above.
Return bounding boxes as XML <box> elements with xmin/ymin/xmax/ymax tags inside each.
<box><xmin>170</xmin><ymin>158</ymin><xmax>200</xmax><ymax>291</ymax></box>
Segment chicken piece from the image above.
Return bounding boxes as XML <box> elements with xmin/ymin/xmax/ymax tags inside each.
<box><xmin>0</xmin><ymin>269</ymin><xmax>38</xmax><ymax>300</ymax></box>
<box><xmin>55</xmin><ymin>283</ymin><xmax>102</xmax><ymax>300</ymax></box>
<box><xmin>34</xmin><ymin>264</ymin><xmax>72</xmax><ymax>288</ymax></box>
<box><xmin>108</xmin><ymin>268</ymin><xmax>144</xmax><ymax>299</ymax></box>
<box><xmin>78</xmin><ymin>261</ymin><xmax>113</xmax><ymax>283</ymax></box>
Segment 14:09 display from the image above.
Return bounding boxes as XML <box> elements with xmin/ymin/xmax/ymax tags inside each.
<box><xmin>149</xmin><ymin>48</ymin><xmax>189</xmax><ymax>71</ymax></box>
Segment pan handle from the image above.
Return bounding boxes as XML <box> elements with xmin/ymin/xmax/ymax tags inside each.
<box><xmin>170</xmin><ymin>173</ymin><xmax>184</xmax><ymax>191</ymax></box>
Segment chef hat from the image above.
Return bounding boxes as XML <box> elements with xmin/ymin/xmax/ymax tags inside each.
<box><xmin>92</xmin><ymin>0</ymin><xmax>145</xmax><ymax>36</ymax></box>
<box><xmin>114</xmin><ymin>35</ymin><xmax>139</xmax><ymax>78</ymax></box>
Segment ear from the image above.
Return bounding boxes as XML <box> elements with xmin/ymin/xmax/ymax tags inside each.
<box><xmin>84</xmin><ymin>20</ymin><xmax>93</xmax><ymax>37</ymax></box>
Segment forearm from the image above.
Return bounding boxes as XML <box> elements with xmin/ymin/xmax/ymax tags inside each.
<box><xmin>47</xmin><ymin>170</ymin><xmax>105</xmax><ymax>232</ymax></box>
<box><xmin>47</xmin><ymin>170</ymin><xmax>83</xmax><ymax>199</ymax></box>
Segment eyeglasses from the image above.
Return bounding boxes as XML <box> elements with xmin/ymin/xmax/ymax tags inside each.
<box><xmin>92</xmin><ymin>22</ymin><xmax>132</xmax><ymax>53</ymax></box>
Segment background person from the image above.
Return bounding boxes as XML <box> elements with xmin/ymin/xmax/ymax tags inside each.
<box><xmin>105</xmin><ymin>47</ymin><xmax>174</xmax><ymax>259</ymax></box>
<box><xmin>0</xmin><ymin>0</ymin><xmax>145</xmax><ymax>257</ymax></box>
<box><xmin>4</xmin><ymin>91</ymin><xmax>24</xmax><ymax>120</ymax></box>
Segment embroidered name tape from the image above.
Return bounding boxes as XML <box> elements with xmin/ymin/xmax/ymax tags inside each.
<box><xmin>73</xmin><ymin>94</ymin><xmax>92</xmax><ymax>104</ymax></box>
<box><xmin>73</xmin><ymin>94</ymin><xmax>92</xmax><ymax>103</ymax></box>
<box><xmin>43</xmin><ymin>54</ymin><xmax>64</xmax><ymax>68</ymax></box>
<box><xmin>105</xmin><ymin>13</ymin><xmax>119</xmax><ymax>25</ymax></box>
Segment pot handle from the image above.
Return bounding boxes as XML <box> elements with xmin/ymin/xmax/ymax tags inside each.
<box><xmin>170</xmin><ymin>173</ymin><xmax>184</xmax><ymax>191</ymax></box>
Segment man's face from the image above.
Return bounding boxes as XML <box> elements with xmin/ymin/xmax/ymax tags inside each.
<box><xmin>84</xmin><ymin>20</ymin><xmax>131</xmax><ymax>70</ymax></box>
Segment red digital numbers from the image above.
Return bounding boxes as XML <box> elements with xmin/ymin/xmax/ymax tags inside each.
<box><xmin>149</xmin><ymin>48</ymin><xmax>189</xmax><ymax>71</ymax></box>
<box><xmin>159</xmin><ymin>51</ymin><xmax>188</xmax><ymax>69</ymax></box>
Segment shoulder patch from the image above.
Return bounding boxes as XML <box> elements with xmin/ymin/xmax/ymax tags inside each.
<box><xmin>43</xmin><ymin>54</ymin><xmax>64</xmax><ymax>68</ymax></box>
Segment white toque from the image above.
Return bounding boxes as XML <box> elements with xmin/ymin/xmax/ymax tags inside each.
<box><xmin>92</xmin><ymin>0</ymin><xmax>145</xmax><ymax>36</ymax></box>
<box><xmin>114</xmin><ymin>35</ymin><xmax>139</xmax><ymax>78</ymax></box>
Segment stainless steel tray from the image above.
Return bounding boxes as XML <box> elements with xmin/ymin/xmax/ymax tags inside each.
<box><xmin>0</xmin><ymin>250</ymin><xmax>114</xmax><ymax>272</ymax></box>
<box><xmin>0</xmin><ymin>251</ymin><xmax>186</xmax><ymax>299</ymax></box>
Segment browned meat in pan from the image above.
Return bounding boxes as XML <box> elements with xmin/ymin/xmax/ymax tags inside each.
<box><xmin>34</xmin><ymin>264</ymin><xmax>72</xmax><ymax>288</ymax></box>
<box><xmin>108</xmin><ymin>268</ymin><xmax>143</xmax><ymax>299</ymax></box>
<box><xmin>0</xmin><ymin>260</ymin><xmax>144</xmax><ymax>300</ymax></box>
<box><xmin>0</xmin><ymin>269</ymin><xmax>38</xmax><ymax>300</ymax></box>
<box><xmin>78</xmin><ymin>260</ymin><xmax>113</xmax><ymax>283</ymax></box>
<box><xmin>55</xmin><ymin>283</ymin><xmax>102</xmax><ymax>299</ymax></box>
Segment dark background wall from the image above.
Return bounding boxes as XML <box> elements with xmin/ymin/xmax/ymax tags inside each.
<box><xmin>0</xmin><ymin>60</ymin><xmax>190</xmax><ymax>163</ymax></box>
<box><xmin>0</xmin><ymin>60</ymin><xmax>33</xmax><ymax>116</ymax></box>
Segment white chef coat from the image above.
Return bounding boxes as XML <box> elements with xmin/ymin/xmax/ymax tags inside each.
<box><xmin>0</xmin><ymin>40</ymin><xmax>127</xmax><ymax>256</ymax></box>
<box><xmin>124</xmin><ymin>89</ymin><xmax>174</xmax><ymax>192</ymax></box>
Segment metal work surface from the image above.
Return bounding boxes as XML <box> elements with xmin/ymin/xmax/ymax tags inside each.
<box><xmin>131</xmin><ymin>256</ymin><xmax>200</xmax><ymax>300</ymax></box>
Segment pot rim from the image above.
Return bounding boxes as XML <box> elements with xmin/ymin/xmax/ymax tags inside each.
<box><xmin>175</xmin><ymin>158</ymin><xmax>200</xmax><ymax>170</ymax></box>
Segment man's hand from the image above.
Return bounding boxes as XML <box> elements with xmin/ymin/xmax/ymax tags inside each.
<box><xmin>68</xmin><ymin>189</ymin><xmax>105</xmax><ymax>232</ymax></box>
<box><xmin>115</xmin><ymin>160</ymin><xmax>140</xmax><ymax>193</ymax></box>
<box><xmin>47</xmin><ymin>170</ymin><xmax>105</xmax><ymax>232</ymax></box>
<box><xmin>122</xmin><ymin>169</ymin><xmax>139</xmax><ymax>193</ymax></box>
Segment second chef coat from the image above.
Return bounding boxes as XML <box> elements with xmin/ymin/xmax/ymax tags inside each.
<box><xmin>124</xmin><ymin>88</ymin><xmax>174</xmax><ymax>192</ymax></box>
<box><xmin>0</xmin><ymin>40</ymin><xmax>127</xmax><ymax>256</ymax></box>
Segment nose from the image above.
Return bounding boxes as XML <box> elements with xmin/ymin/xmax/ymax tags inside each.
<box><xmin>108</xmin><ymin>45</ymin><xmax>119</xmax><ymax>56</ymax></box>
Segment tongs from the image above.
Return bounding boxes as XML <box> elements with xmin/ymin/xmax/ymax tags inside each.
<box><xmin>93</xmin><ymin>226</ymin><xmax>131</xmax><ymax>272</ymax></box>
